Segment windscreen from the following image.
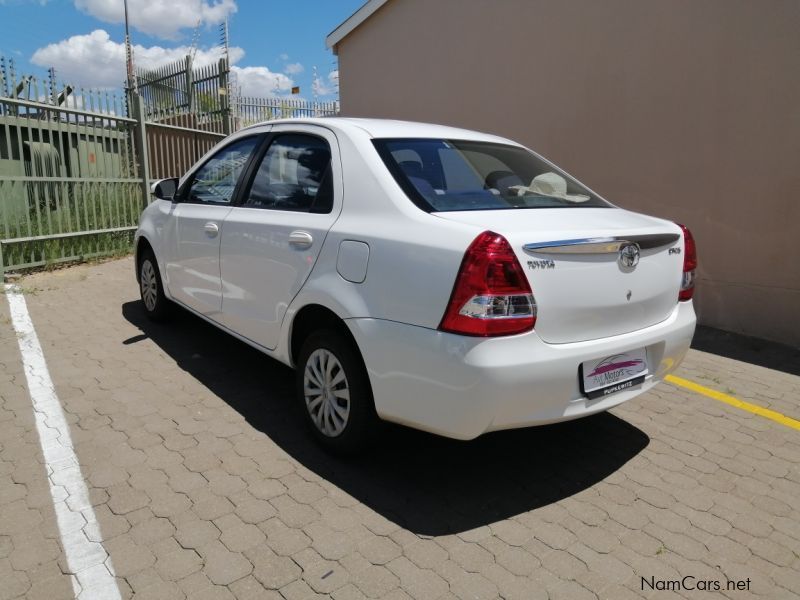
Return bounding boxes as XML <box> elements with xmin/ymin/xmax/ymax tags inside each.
<box><xmin>373</xmin><ymin>138</ymin><xmax>612</xmax><ymax>212</ymax></box>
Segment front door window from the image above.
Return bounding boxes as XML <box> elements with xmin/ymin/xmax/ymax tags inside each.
<box><xmin>186</xmin><ymin>137</ymin><xmax>260</xmax><ymax>204</ymax></box>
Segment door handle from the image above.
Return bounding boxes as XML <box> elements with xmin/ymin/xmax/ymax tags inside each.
<box><xmin>288</xmin><ymin>230</ymin><xmax>313</xmax><ymax>249</ymax></box>
<box><xmin>204</xmin><ymin>222</ymin><xmax>219</xmax><ymax>237</ymax></box>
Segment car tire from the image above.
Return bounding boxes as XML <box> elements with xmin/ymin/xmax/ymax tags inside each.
<box><xmin>296</xmin><ymin>329</ymin><xmax>379</xmax><ymax>454</ymax></box>
<box><xmin>138</xmin><ymin>248</ymin><xmax>170</xmax><ymax>321</ymax></box>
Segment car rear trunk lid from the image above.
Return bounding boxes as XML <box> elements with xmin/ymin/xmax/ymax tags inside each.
<box><xmin>434</xmin><ymin>208</ymin><xmax>684</xmax><ymax>343</ymax></box>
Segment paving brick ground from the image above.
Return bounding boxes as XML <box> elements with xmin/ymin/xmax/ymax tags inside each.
<box><xmin>1</xmin><ymin>256</ymin><xmax>799</xmax><ymax>599</ymax></box>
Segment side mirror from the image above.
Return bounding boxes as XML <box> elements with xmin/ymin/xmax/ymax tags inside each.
<box><xmin>151</xmin><ymin>178</ymin><xmax>179</xmax><ymax>201</ymax></box>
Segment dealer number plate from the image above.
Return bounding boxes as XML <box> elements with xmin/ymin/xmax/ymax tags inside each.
<box><xmin>581</xmin><ymin>348</ymin><xmax>648</xmax><ymax>400</ymax></box>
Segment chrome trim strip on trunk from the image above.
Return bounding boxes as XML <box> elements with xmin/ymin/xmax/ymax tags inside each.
<box><xmin>523</xmin><ymin>233</ymin><xmax>680</xmax><ymax>254</ymax></box>
<box><xmin>524</xmin><ymin>237</ymin><xmax>623</xmax><ymax>254</ymax></box>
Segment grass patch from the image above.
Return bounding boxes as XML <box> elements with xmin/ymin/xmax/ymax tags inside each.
<box><xmin>1</xmin><ymin>181</ymin><xmax>143</xmax><ymax>273</ymax></box>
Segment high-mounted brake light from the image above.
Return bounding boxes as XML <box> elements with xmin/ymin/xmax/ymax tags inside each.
<box><xmin>439</xmin><ymin>231</ymin><xmax>536</xmax><ymax>336</ymax></box>
<box><xmin>677</xmin><ymin>224</ymin><xmax>697</xmax><ymax>301</ymax></box>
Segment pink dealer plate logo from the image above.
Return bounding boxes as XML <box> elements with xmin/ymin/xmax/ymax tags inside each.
<box><xmin>587</xmin><ymin>356</ymin><xmax>645</xmax><ymax>378</ymax></box>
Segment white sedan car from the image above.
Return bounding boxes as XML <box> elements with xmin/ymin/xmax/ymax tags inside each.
<box><xmin>135</xmin><ymin>118</ymin><xmax>697</xmax><ymax>452</ymax></box>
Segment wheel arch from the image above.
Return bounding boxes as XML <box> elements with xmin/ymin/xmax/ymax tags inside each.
<box><xmin>288</xmin><ymin>303</ymin><xmax>360</xmax><ymax>368</ymax></box>
<box><xmin>134</xmin><ymin>235</ymin><xmax>155</xmax><ymax>282</ymax></box>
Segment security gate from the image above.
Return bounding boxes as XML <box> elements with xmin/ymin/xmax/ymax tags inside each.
<box><xmin>0</xmin><ymin>59</ymin><xmax>143</xmax><ymax>272</ymax></box>
<box><xmin>0</xmin><ymin>55</ymin><xmax>339</xmax><ymax>274</ymax></box>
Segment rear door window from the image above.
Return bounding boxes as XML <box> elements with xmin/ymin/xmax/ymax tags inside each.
<box><xmin>373</xmin><ymin>138</ymin><xmax>611</xmax><ymax>212</ymax></box>
<box><xmin>241</xmin><ymin>134</ymin><xmax>333</xmax><ymax>213</ymax></box>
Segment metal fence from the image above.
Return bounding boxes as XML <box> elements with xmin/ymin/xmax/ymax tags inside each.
<box><xmin>136</xmin><ymin>57</ymin><xmax>229</xmax><ymax>180</ymax></box>
<box><xmin>0</xmin><ymin>55</ymin><xmax>340</xmax><ymax>274</ymax></box>
<box><xmin>138</xmin><ymin>59</ymin><xmax>337</xmax><ymax>179</ymax></box>
<box><xmin>233</xmin><ymin>96</ymin><xmax>339</xmax><ymax>129</ymax></box>
<box><xmin>0</xmin><ymin>58</ymin><xmax>143</xmax><ymax>273</ymax></box>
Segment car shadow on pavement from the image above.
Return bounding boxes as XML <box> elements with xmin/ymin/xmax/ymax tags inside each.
<box><xmin>122</xmin><ymin>301</ymin><xmax>650</xmax><ymax>536</ymax></box>
<box><xmin>692</xmin><ymin>325</ymin><xmax>800</xmax><ymax>377</ymax></box>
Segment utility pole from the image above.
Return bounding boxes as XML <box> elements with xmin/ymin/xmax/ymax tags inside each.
<box><xmin>123</xmin><ymin>0</ymin><xmax>149</xmax><ymax>208</ymax></box>
<box><xmin>219</xmin><ymin>17</ymin><xmax>233</xmax><ymax>134</ymax></box>
<box><xmin>124</xmin><ymin>0</ymin><xmax>136</xmax><ymax>93</ymax></box>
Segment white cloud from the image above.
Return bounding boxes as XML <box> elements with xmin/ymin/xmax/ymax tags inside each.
<box><xmin>74</xmin><ymin>0</ymin><xmax>237</xmax><ymax>40</ymax></box>
<box><xmin>31</xmin><ymin>29</ymin><xmax>296</xmax><ymax>101</ymax></box>
<box><xmin>232</xmin><ymin>66</ymin><xmax>293</xmax><ymax>97</ymax></box>
<box><xmin>31</xmin><ymin>29</ymin><xmax>244</xmax><ymax>89</ymax></box>
<box><xmin>279</xmin><ymin>53</ymin><xmax>289</xmax><ymax>61</ymax></box>
<box><xmin>284</xmin><ymin>62</ymin><xmax>304</xmax><ymax>75</ymax></box>
<box><xmin>312</xmin><ymin>69</ymin><xmax>338</xmax><ymax>98</ymax></box>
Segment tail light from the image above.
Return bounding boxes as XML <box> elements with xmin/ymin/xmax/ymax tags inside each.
<box><xmin>439</xmin><ymin>231</ymin><xmax>536</xmax><ymax>336</ymax></box>
<box><xmin>677</xmin><ymin>224</ymin><xmax>697</xmax><ymax>301</ymax></box>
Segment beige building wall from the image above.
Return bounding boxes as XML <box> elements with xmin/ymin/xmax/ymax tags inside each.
<box><xmin>334</xmin><ymin>0</ymin><xmax>800</xmax><ymax>347</ymax></box>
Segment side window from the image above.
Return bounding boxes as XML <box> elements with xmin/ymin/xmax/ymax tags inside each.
<box><xmin>242</xmin><ymin>134</ymin><xmax>333</xmax><ymax>213</ymax></box>
<box><xmin>186</xmin><ymin>137</ymin><xmax>259</xmax><ymax>204</ymax></box>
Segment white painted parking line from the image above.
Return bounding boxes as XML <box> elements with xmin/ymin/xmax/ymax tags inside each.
<box><xmin>4</xmin><ymin>284</ymin><xmax>122</xmax><ymax>600</ymax></box>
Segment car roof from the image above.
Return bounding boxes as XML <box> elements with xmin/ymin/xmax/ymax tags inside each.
<box><xmin>242</xmin><ymin>117</ymin><xmax>518</xmax><ymax>145</ymax></box>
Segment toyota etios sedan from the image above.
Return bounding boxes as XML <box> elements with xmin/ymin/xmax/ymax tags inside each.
<box><xmin>135</xmin><ymin>118</ymin><xmax>697</xmax><ymax>452</ymax></box>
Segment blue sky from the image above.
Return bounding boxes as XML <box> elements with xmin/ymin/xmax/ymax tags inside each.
<box><xmin>0</xmin><ymin>0</ymin><xmax>365</xmax><ymax>99</ymax></box>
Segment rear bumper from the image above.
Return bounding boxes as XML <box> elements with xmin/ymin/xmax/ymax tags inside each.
<box><xmin>346</xmin><ymin>302</ymin><xmax>696</xmax><ymax>440</ymax></box>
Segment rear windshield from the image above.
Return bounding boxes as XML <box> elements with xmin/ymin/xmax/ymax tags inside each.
<box><xmin>373</xmin><ymin>138</ymin><xmax>612</xmax><ymax>212</ymax></box>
